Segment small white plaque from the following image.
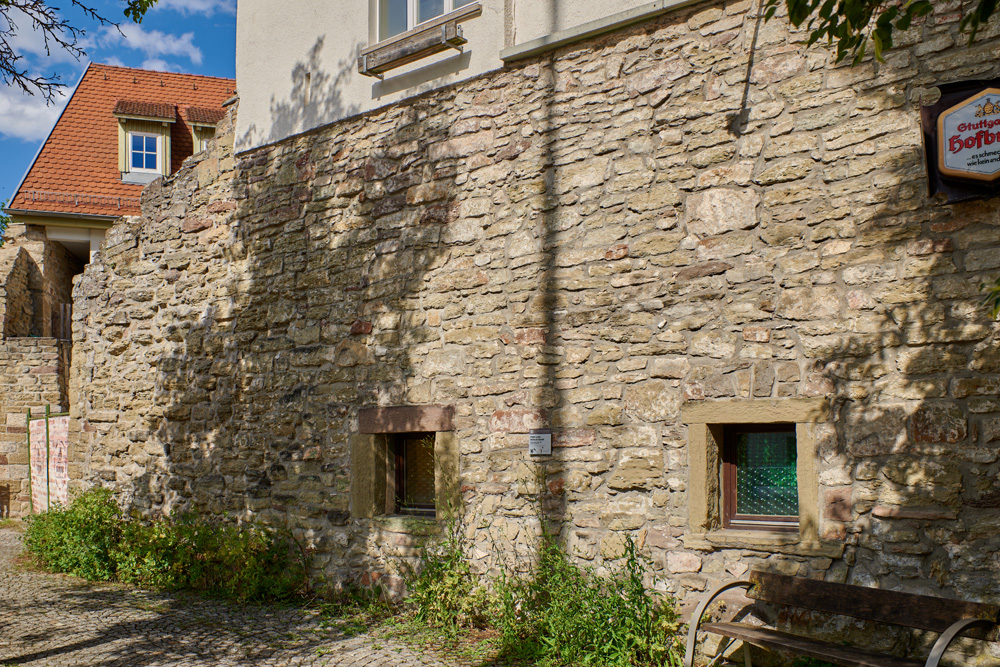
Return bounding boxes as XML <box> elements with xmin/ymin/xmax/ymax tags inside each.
<box><xmin>529</xmin><ymin>429</ymin><xmax>551</xmax><ymax>456</ymax></box>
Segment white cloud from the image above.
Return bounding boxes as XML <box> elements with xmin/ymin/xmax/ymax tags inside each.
<box><xmin>140</xmin><ymin>58</ymin><xmax>183</xmax><ymax>72</ymax></box>
<box><xmin>154</xmin><ymin>0</ymin><xmax>236</xmax><ymax>16</ymax></box>
<box><xmin>99</xmin><ymin>24</ymin><xmax>203</xmax><ymax>65</ymax></box>
<box><xmin>0</xmin><ymin>85</ymin><xmax>68</xmax><ymax>142</ymax></box>
<box><xmin>102</xmin><ymin>56</ymin><xmax>126</xmax><ymax>67</ymax></box>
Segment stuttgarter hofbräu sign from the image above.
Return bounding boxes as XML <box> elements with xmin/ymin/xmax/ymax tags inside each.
<box><xmin>938</xmin><ymin>88</ymin><xmax>1000</xmax><ymax>182</ymax></box>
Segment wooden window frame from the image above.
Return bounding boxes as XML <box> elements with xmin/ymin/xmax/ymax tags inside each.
<box><xmin>378</xmin><ymin>0</ymin><xmax>475</xmax><ymax>41</ymax></box>
<box><xmin>722</xmin><ymin>423</ymin><xmax>798</xmax><ymax>533</ymax></box>
<box><xmin>391</xmin><ymin>432</ymin><xmax>436</xmax><ymax>516</ymax></box>
<box><xmin>129</xmin><ymin>131</ymin><xmax>161</xmax><ymax>174</ymax></box>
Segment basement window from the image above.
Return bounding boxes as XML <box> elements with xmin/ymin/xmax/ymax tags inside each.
<box><xmin>391</xmin><ymin>432</ymin><xmax>436</xmax><ymax>516</ymax></box>
<box><xmin>350</xmin><ymin>405</ymin><xmax>460</xmax><ymax>521</ymax></box>
<box><xmin>722</xmin><ymin>424</ymin><xmax>798</xmax><ymax>532</ymax></box>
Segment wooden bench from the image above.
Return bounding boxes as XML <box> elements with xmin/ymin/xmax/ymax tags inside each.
<box><xmin>683</xmin><ymin>570</ymin><xmax>999</xmax><ymax>667</ymax></box>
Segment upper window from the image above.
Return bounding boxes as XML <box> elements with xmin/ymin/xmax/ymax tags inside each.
<box><xmin>723</xmin><ymin>424</ymin><xmax>798</xmax><ymax>532</ymax></box>
<box><xmin>379</xmin><ymin>0</ymin><xmax>475</xmax><ymax>40</ymax></box>
<box><xmin>129</xmin><ymin>133</ymin><xmax>160</xmax><ymax>173</ymax></box>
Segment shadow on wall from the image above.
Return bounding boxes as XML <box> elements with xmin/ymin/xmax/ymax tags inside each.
<box><xmin>74</xmin><ymin>0</ymin><xmax>1000</xmax><ymax>641</ymax></box>
<box><xmin>243</xmin><ymin>36</ymin><xmax>364</xmax><ymax>150</ymax></box>
<box><xmin>128</xmin><ymin>80</ymin><xmax>475</xmax><ymax>585</ymax></box>
<box><xmin>0</xmin><ymin>245</ymin><xmax>44</xmax><ymax>338</ymax></box>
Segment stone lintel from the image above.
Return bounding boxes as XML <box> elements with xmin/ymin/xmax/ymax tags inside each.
<box><xmin>681</xmin><ymin>397</ymin><xmax>831</xmax><ymax>424</ymax></box>
<box><xmin>358</xmin><ymin>405</ymin><xmax>454</xmax><ymax>433</ymax></box>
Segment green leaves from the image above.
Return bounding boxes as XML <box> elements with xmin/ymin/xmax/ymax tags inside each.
<box><xmin>765</xmin><ymin>0</ymin><xmax>974</xmax><ymax>65</ymax></box>
<box><xmin>491</xmin><ymin>535</ymin><xmax>685</xmax><ymax>667</ymax></box>
<box><xmin>0</xmin><ymin>199</ymin><xmax>10</xmax><ymax>248</ymax></box>
<box><xmin>122</xmin><ymin>0</ymin><xmax>158</xmax><ymax>23</ymax></box>
<box><xmin>980</xmin><ymin>277</ymin><xmax>1000</xmax><ymax>319</ymax></box>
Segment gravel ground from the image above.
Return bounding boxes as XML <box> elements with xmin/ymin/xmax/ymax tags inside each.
<box><xmin>0</xmin><ymin>529</ymin><xmax>459</xmax><ymax>667</ymax></box>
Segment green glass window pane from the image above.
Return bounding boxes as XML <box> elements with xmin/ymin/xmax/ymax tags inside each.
<box><xmin>736</xmin><ymin>431</ymin><xmax>797</xmax><ymax>517</ymax></box>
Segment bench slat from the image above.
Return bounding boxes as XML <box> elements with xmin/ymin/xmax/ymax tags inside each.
<box><xmin>747</xmin><ymin>571</ymin><xmax>1000</xmax><ymax>634</ymax></box>
<box><xmin>702</xmin><ymin>622</ymin><xmax>924</xmax><ymax>667</ymax></box>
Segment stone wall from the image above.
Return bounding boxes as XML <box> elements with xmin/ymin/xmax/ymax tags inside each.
<box><xmin>43</xmin><ymin>238</ymin><xmax>84</xmax><ymax>340</ymax></box>
<box><xmin>0</xmin><ymin>225</ymin><xmax>44</xmax><ymax>337</ymax></box>
<box><xmin>0</xmin><ymin>338</ymin><xmax>71</xmax><ymax>517</ymax></box>
<box><xmin>0</xmin><ymin>247</ymin><xmax>34</xmax><ymax>339</ymax></box>
<box><xmin>72</xmin><ymin>0</ymin><xmax>1000</xmax><ymax>658</ymax></box>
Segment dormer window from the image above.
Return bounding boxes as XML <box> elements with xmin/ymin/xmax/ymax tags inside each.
<box><xmin>113</xmin><ymin>100</ymin><xmax>175</xmax><ymax>185</ymax></box>
<box><xmin>183</xmin><ymin>106</ymin><xmax>226</xmax><ymax>154</ymax></box>
<box><xmin>378</xmin><ymin>0</ymin><xmax>476</xmax><ymax>40</ymax></box>
<box><xmin>130</xmin><ymin>133</ymin><xmax>161</xmax><ymax>173</ymax></box>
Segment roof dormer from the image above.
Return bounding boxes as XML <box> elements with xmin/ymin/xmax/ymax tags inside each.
<box><xmin>113</xmin><ymin>100</ymin><xmax>175</xmax><ymax>184</ymax></box>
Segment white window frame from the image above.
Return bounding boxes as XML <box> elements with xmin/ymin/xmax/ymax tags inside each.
<box><xmin>128</xmin><ymin>131</ymin><xmax>161</xmax><ymax>174</ymax></box>
<box><xmin>378</xmin><ymin>0</ymin><xmax>473</xmax><ymax>41</ymax></box>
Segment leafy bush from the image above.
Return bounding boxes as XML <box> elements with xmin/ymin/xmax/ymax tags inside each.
<box><xmin>492</xmin><ymin>534</ymin><xmax>684</xmax><ymax>667</ymax></box>
<box><xmin>117</xmin><ymin>516</ymin><xmax>306</xmax><ymax>602</ymax></box>
<box><xmin>24</xmin><ymin>487</ymin><xmax>122</xmax><ymax>580</ymax></box>
<box><xmin>24</xmin><ymin>488</ymin><xmax>307</xmax><ymax>603</ymax></box>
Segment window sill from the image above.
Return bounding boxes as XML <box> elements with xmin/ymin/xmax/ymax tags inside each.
<box><xmin>371</xmin><ymin>514</ymin><xmax>441</xmax><ymax>536</ymax></box>
<box><xmin>682</xmin><ymin>531</ymin><xmax>845</xmax><ymax>558</ymax></box>
<box><xmin>358</xmin><ymin>3</ymin><xmax>481</xmax><ymax>79</ymax></box>
<box><xmin>121</xmin><ymin>172</ymin><xmax>161</xmax><ymax>185</ymax></box>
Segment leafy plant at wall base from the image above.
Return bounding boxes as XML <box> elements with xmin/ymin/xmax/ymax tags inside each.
<box><xmin>492</xmin><ymin>534</ymin><xmax>684</xmax><ymax>667</ymax></box>
<box><xmin>404</xmin><ymin>518</ymin><xmax>489</xmax><ymax>632</ymax></box>
<box><xmin>981</xmin><ymin>277</ymin><xmax>1000</xmax><ymax>319</ymax></box>
<box><xmin>24</xmin><ymin>487</ymin><xmax>122</xmax><ymax>580</ymax></box>
<box><xmin>24</xmin><ymin>488</ymin><xmax>308</xmax><ymax>603</ymax></box>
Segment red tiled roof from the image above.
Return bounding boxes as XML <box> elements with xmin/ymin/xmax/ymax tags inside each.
<box><xmin>183</xmin><ymin>106</ymin><xmax>226</xmax><ymax>125</ymax></box>
<box><xmin>9</xmin><ymin>64</ymin><xmax>235</xmax><ymax>218</ymax></box>
<box><xmin>113</xmin><ymin>100</ymin><xmax>177</xmax><ymax>121</ymax></box>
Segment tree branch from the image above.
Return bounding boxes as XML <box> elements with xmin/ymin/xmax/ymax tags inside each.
<box><xmin>0</xmin><ymin>0</ymin><xmax>156</xmax><ymax>103</ymax></box>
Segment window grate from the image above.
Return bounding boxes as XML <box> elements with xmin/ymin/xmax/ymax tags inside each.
<box><xmin>724</xmin><ymin>425</ymin><xmax>798</xmax><ymax>529</ymax></box>
<box><xmin>393</xmin><ymin>433</ymin><xmax>435</xmax><ymax>515</ymax></box>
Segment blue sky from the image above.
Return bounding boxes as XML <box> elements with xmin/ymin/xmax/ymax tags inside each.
<box><xmin>0</xmin><ymin>0</ymin><xmax>237</xmax><ymax>206</ymax></box>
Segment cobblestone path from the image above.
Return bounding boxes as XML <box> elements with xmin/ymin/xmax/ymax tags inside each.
<box><xmin>0</xmin><ymin>529</ymin><xmax>458</xmax><ymax>667</ymax></box>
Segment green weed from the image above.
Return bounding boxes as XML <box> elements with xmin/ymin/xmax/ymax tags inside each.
<box><xmin>491</xmin><ymin>534</ymin><xmax>684</xmax><ymax>667</ymax></box>
<box><xmin>404</xmin><ymin>521</ymin><xmax>490</xmax><ymax>632</ymax></box>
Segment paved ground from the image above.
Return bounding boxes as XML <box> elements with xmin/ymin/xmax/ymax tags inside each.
<box><xmin>0</xmin><ymin>529</ymin><xmax>460</xmax><ymax>667</ymax></box>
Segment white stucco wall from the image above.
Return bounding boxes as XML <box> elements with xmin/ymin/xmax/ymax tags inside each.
<box><xmin>510</xmin><ymin>0</ymin><xmax>654</xmax><ymax>44</ymax></box>
<box><xmin>235</xmin><ymin>0</ymin><xmax>663</xmax><ymax>153</ymax></box>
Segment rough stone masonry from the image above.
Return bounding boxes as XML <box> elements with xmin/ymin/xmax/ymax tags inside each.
<box><xmin>69</xmin><ymin>0</ymin><xmax>1000</xmax><ymax>661</ymax></box>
